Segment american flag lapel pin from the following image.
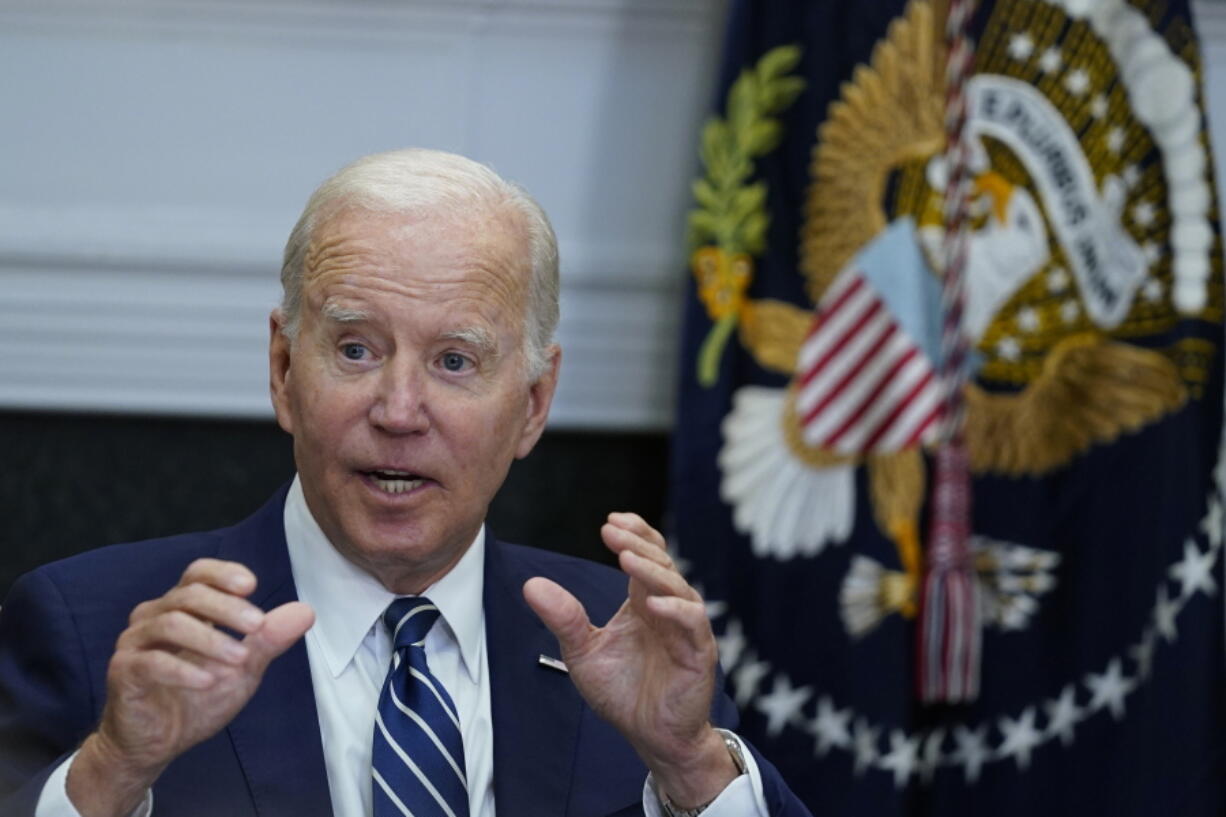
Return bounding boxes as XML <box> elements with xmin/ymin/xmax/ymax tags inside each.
<box><xmin>537</xmin><ymin>654</ymin><xmax>568</xmax><ymax>674</ymax></box>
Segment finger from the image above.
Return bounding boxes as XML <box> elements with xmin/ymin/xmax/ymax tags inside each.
<box><xmin>605</xmin><ymin>512</ymin><xmax>667</xmax><ymax>549</ymax></box>
<box><xmin>602</xmin><ymin>523</ymin><xmax>674</xmax><ymax>570</ymax></box>
<box><xmin>111</xmin><ymin>647</ymin><xmax>215</xmax><ymax>690</ymax></box>
<box><xmin>120</xmin><ymin>611</ymin><xmax>249</xmax><ymax>666</ymax></box>
<box><xmin>644</xmin><ymin>596</ymin><xmax>718</xmax><ymax>665</ymax></box>
<box><xmin>241</xmin><ymin>602</ymin><xmax>314</xmax><ymax>671</ymax></box>
<box><xmin>143</xmin><ymin>584</ymin><xmax>266</xmax><ymax>635</ymax></box>
<box><xmin>619</xmin><ymin>550</ymin><xmax>697</xmax><ymax>602</ymax></box>
<box><xmin>177</xmin><ymin>558</ymin><xmax>257</xmax><ymax>596</ymax></box>
<box><xmin>522</xmin><ymin>577</ymin><xmax>594</xmax><ymax>657</ymax></box>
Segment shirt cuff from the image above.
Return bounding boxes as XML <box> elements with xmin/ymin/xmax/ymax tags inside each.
<box><xmin>640</xmin><ymin>731</ymin><xmax>769</xmax><ymax>817</ymax></box>
<box><xmin>35</xmin><ymin>750</ymin><xmax>154</xmax><ymax>817</ymax></box>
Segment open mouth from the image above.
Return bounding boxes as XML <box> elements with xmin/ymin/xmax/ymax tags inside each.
<box><xmin>362</xmin><ymin>469</ymin><xmax>428</xmax><ymax>495</ymax></box>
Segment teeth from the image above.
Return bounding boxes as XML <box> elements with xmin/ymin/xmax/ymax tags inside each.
<box><xmin>371</xmin><ymin>476</ymin><xmax>424</xmax><ymax>494</ymax></box>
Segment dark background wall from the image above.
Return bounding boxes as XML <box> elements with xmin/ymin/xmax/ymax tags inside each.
<box><xmin>0</xmin><ymin>411</ymin><xmax>670</xmax><ymax>598</ymax></box>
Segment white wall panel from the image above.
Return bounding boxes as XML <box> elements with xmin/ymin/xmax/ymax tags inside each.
<box><xmin>0</xmin><ymin>0</ymin><xmax>726</xmax><ymax>429</ymax></box>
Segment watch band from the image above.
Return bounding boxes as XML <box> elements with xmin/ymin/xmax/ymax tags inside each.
<box><xmin>659</xmin><ymin>733</ymin><xmax>748</xmax><ymax>817</ymax></box>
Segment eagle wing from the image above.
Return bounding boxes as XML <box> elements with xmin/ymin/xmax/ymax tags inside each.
<box><xmin>965</xmin><ymin>334</ymin><xmax>1188</xmax><ymax>477</ymax></box>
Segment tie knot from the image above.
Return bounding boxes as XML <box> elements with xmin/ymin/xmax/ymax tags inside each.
<box><xmin>383</xmin><ymin>596</ymin><xmax>440</xmax><ymax>651</ymax></box>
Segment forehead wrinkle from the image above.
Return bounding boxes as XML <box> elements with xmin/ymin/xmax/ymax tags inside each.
<box><xmin>303</xmin><ymin>227</ymin><xmax>385</xmax><ymax>281</ymax></box>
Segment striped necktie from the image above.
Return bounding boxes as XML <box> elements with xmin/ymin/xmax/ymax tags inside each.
<box><xmin>372</xmin><ymin>596</ymin><xmax>470</xmax><ymax>817</ymax></box>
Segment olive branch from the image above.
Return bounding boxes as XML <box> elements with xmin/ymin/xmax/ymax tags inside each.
<box><xmin>687</xmin><ymin>44</ymin><xmax>806</xmax><ymax>386</ymax></box>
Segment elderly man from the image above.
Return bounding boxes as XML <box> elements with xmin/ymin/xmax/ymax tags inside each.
<box><xmin>0</xmin><ymin>149</ymin><xmax>808</xmax><ymax>817</ymax></box>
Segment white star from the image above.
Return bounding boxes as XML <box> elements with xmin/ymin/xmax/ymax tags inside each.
<box><xmin>1090</xmin><ymin>93</ymin><xmax>1109</xmax><ymax>119</ymax></box>
<box><xmin>1038</xmin><ymin>46</ymin><xmax>1062</xmax><ymax>74</ymax></box>
<box><xmin>951</xmin><ymin>724</ymin><xmax>991</xmax><ymax>783</ymax></box>
<box><xmin>1043</xmin><ymin>685</ymin><xmax>1083</xmax><ymax>746</ymax></box>
<box><xmin>1142</xmin><ymin>278</ymin><xmax>1164</xmax><ymax>303</ymax></box>
<box><xmin>1085</xmin><ymin>658</ymin><xmax>1136</xmax><ymax>720</ymax></box>
<box><xmin>1064</xmin><ymin>68</ymin><xmax>1090</xmax><ymax>96</ymax></box>
<box><xmin>879</xmin><ymin>730</ymin><xmax>922</xmax><ymax>788</ymax></box>
<box><xmin>919</xmin><ymin>729</ymin><xmax>946</xmax><ymax>783</ymax></box>
<box><xmin>1122</xmin><ymin>164</ymin><xmax>1142</xmax><ymax>188</ymax></box>
<box><xmin>997</xmin><ymin>336</ymin><xmax>1022</xmax><ymax>361</ymax></box>
<box><xmin>997</xmin><ymin>707</ymin><xmax>1043</xmax><ymax>770</ymax></box>
<box><xmin>1132</xmin><ymin>201</ymin><xmax>1156</xmax><ymax>227</ymax></box>
<box><xmin>1153</xmin><ymin>585</ymin><xmax>1180</xmax><ymax>643</ymax></box>
<box><xmin>1169</xmin><ymin>538</ymin><xmax>1218</xmax><ymax>599</ymax></box>
<box><xmin>691</xmin><ymin>583</ymin><xmax>728</xmax><ymax>621</ymax></box>
<box><xmin>852</xmin><ymin>718</ymin><xmax>881</xmax><ymax>776</ymax></box>
<box><xmin>1060</xmin><ymin>300</ymin><xmax>1081</xmax><ymax>324</ymax></box>
<box><xmin>731</xmin><ymin>651</ymin><xmax>770</xmax><ymax>707</ymax></box>
<box><xmin>1201</xmin><ymin>496</ymin><xmax>1223</xmax><ymax>549</ymax></box>
<box><xmin>808</xmin><ymin>696</ymin><xmax>853</xmax><ymax>756</ymax></box>
<box><xmin>1047</xmin><ymin>267</ymin><xmax>1070</xmax><ymax>293</ymax></box>
<box><xmin>1016</xmin><ymin>307</ymin><xmax>1040</xmax><ymax>332</ymax></box>
<box><xmin>716</xmin><ymin>619</ymin><xmax>747</xmax><ymax>669</ymax></box>
<box><xmin>1129</xmin><ymin>628</ymin><xmax>1157</xmax><ymax>680</ymax></box>
<box><xmin>754</xmin><ymin>674</ymin><xmax>812</xmax><ymax>737</ymax></box>
<box><xmin>1008</xmin><ymin>32</ymin><xmax>1035</xmax><ymax>61</ymax></box>
<box><xmin>1107</xmin><ymin>127</ymin><xmax>1126</xmax><ymax>154</ymax></box>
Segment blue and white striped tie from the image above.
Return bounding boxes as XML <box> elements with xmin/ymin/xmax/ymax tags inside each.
<box><xmin>372</xmin><ymin>596</ymin><xmax>470</xmax><ymax>817</ymax></box>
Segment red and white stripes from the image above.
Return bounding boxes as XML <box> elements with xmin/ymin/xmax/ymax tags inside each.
<box><xmin>796</xmin><ymin>271</ymin><xmax>944</xmax><ymax>456</ymax></box>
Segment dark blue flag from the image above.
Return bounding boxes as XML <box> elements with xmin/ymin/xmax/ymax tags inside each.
<box><xmin>672</xmin><ymin>1</ymin><xmax>1226</xmax><ymax>814</ymax></box>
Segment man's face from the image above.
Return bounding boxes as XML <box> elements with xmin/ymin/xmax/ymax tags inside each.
<box><xmin>269</xmin><ymin>206</ymin><xmax>558</xmax><ymax>593</ymax></box>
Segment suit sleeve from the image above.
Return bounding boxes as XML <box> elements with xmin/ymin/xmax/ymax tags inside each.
<box><xmin>0</xmin><ymin>570</ymin><xmax>102</xmax><ymax>816</ymax></box>
<box><xmin>709</xmin><ymin>671</ymin><xmax>814</xmax><ymax>816</ymax></box>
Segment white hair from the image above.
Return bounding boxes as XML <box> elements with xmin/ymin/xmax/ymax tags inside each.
<box><xmin>279</xmin><ymin>148</ymin><xmax>559</xmax><ymax>378</ymax></box>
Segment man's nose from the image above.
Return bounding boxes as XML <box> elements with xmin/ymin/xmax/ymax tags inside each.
<box><xmin>368</xmin><ymin>362</ymin><xmax>431</xmax><ymax>434</ymax></box>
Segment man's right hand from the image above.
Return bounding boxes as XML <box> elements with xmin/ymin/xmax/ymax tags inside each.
<box><xmin>65</xmin><ymin>558</ymin><xmax>314</xmax><ymax>817</ymax></box>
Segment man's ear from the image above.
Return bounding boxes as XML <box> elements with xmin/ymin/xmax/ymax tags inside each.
<box><xmin>515</xmin><ymin>344</ymin><xmax>561</xmax><ymax>459</ymax></box>
<box><xmin>268</xmin><ymin>309</ymin><xmax>295</xmax><ymax>435</ymax></box>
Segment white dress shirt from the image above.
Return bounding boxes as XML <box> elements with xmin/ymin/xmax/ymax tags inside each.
<box><xmin>283</xmin><ymin>476</ymin><xmax>496</xmax><ymax>816</ymax></box>
<box><xmin>37</xmin><ymin>476</ymin><xmax>768</xmax><ymax>816</ymax></box>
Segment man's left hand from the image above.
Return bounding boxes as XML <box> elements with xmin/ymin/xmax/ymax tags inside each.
<box><xmin>523</xmin><ymin>513</ymin><xmax>739</xmax><ymax>810</ymax></box>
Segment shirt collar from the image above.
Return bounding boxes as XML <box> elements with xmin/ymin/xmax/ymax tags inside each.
<box><xmin>283</xmin><ymin>475</ymin><xmax>485</xmax><ymax>684</ymax></box>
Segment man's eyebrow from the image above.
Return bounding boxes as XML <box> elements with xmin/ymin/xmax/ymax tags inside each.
<box><xmin>320</xmin><ymin>301</ymin><xmax>370</xmax><ymax>324</ymax></box>
<box><xmin>442</xmin><ymin>327</ymin><xmax>499</xmax><ymax>358</ymax></box>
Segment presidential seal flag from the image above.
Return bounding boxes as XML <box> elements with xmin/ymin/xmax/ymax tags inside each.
<box><xmin>671</xmin><ymin>0</ymin><xmax>1226</xmax><ymax>813</ymax></box>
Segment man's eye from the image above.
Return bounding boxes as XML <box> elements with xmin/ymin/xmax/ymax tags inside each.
<box><xmin>441</xmin><ymin>352</ymin><xmax>471</xmax><ymax>372</ymax></box>
<box><xmin>341</xmin><ymin>343</ymin><xmax>368</xmax><ymax>361</ymax></box>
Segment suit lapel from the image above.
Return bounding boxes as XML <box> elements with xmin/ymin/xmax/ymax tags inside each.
<box><xmin>218</xmin><ymin>487</ymin><xmax>334</xmax><ymax>817</ymax></box>
<box><xmin>484</xmin><ymin>537</ymin><xmax>585</xmax><ymax>816</ymax></box>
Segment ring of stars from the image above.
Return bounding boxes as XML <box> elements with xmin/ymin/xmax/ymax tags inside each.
<box><xmin>705</xmin><ymin>487</ymin><xmax>1224</xmax><ymax>788</ymax></box>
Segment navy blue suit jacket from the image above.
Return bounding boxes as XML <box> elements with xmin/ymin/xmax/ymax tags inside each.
<box><xmin>0</xmin><ymin>486</ymin><xmax>809</xmax><ymax>816</ymax></box>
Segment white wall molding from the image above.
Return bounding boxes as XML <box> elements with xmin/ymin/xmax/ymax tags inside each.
<box><xmin>0</xmin><ymin>0</ymin><xmax>725</xmax><ymax>429</ymax></box>
<box><xmin>1195</xmin><ymin>1</ymin><xmax>1226</xmax><ymax>45</ymax></box>
<box><xmin>0</xmin><ymin>0</ymin><xmax>715</xmax><ymax>43</ymax></box>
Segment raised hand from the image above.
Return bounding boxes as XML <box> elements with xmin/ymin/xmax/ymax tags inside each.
<box><xmin>523</xmin><ymin>513</ymin><xmax>738</xmax><ymax>809</ymax></box>
<box><xmin>67</xmin><ymin>558</ymin><xmax>314</xmax><ymax>817</ymax></box>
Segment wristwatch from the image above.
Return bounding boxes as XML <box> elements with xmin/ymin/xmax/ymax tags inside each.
<box><xmin>659</xmin><ymin>732</ymin><xmax>748</xmax><ymax>817</ymax></box>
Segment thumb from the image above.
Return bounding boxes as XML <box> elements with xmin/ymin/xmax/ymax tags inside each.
<box><xmin>243</xmin><ymin>601</ymin><xmax>314</xmax><ymax>669</ymax></box>
<box><xmin>523</xmin><ymin>577</ymin><xmax>592</xmax><ymax>657</ymax></box>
